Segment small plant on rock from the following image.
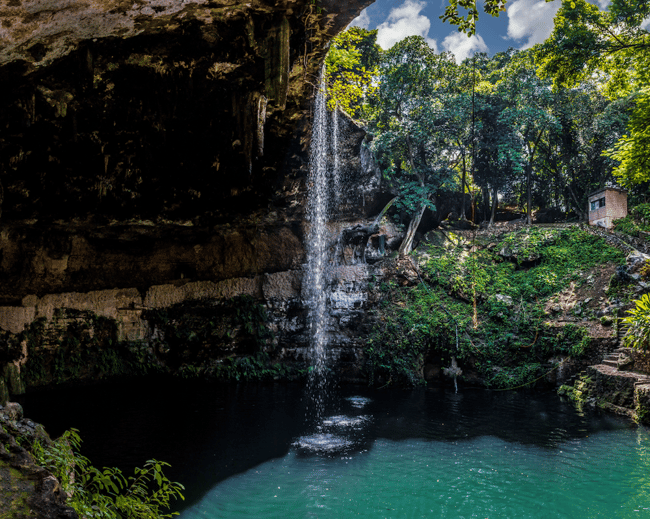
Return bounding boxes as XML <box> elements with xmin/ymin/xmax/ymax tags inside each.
<box><xmin>32</xmin><ymin>429</ymin><xmax>185</xmax><ymax>518</ymax></box>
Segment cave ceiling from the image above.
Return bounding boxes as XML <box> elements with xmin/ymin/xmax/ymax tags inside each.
<box><xmin>0</xmin><ymin>0</ymin><xmax>373</xmax><ymax>224</ymax></box>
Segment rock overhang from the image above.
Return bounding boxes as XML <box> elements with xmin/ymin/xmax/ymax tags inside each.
<box><xmin>0</xmin><ymin>0</ymin><xmax>374</xmax><ymax>224</ymax></box>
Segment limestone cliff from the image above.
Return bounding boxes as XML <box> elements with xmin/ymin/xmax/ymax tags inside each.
<box><xmin>0</xmin><ymin>0</ymin><xmax>390</xmax><ymax>401</ymax></box>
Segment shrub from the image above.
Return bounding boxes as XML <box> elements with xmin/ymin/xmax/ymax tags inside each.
<box><xmin>622</xmin><ymin>294</ymin><xmax>650</xmax><ymax>351</ymax></box>
<box><xmin>32</xmin><ymin>429</ymin><xmax>185</xmax><ymax>518</ymax></box>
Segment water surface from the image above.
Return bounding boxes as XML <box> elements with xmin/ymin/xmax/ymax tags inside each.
<box><xmin>18</xmin><ymin>380</ymin><xmax>650</xmax><ymax>518</ymax></box>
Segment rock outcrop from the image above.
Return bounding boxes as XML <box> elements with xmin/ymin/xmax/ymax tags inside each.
<box><xmin>0</xmin><ymin>0</ymin><xmax>394</xmax><ymax>400</ymax></box>
<box><xmin>559</xmin><ymin>346</ymin><xmax>650</xmax><ymax>424</ymax></box>
<box><xmin>0</xmin><ymin>0</ymin><xmax>373</xmax><ymax>223</ymax></box>
<box><xmin>0</xmin><ymin>403</ymin><xmax>77</xmax><ymax>518</ymax></box>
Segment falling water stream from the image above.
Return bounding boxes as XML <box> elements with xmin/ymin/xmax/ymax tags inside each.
<box><xmin>303</xmin><ymin>68</ymin><xmax>344</xmax><ymax>423</ymax></box>
<box><xmin>304</xmin><ymin>69</ymin><xmax>332</xmax><ymax>420</ymax></box>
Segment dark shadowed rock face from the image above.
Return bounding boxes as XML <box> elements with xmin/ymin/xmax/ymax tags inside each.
<box><xmin>0</xmin><ymin>0</ymin><xmax>381</xmax><ymax>301</ymax></box>
<box><xmin>0</xmin><ymin>0</ymin><xmax>392</xmax><ymax>401</ymax></box>
<box><xmin>0</xmin><ymin>0</ymin><xmax>373</xmax><ymax>223</ymax></box>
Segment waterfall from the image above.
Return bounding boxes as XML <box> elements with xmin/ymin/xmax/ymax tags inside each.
<box><xmin>304</xmin><ymin>68</ymin><xmax>338</xmax><ymax>419</ymax></box>
<box><xmin>332</xmin><ymin>104</ymin><xmax>341</xmax><ymax>206</ymax></box>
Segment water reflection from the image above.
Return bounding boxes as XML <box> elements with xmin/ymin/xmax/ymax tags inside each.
<box><xmin>16</xmin><ymin>381</ymin><xmax>640</xmax><ymax>513</ymax></box>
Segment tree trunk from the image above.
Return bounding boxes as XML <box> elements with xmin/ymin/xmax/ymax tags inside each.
<box><xmin>482</xmin><ymin>186</ymin><xmax>490</xmax><ymax>221</ymax></box>
<box><xmin>567</xmin><ymin>183</ymin><xmax>586</xmax><ymax>222</ymax></box>
<box><xmin>399</xmin><ymin>202</ymin><xmax>426</xmax><ymax>255</ymax></box>
<box><xmin>489</xmin><ymin>185</ymin><xmax>498</xmax><ymax>226</ymax></box>
<box><xmin>460</xmin><ymin>152</ymin><xmax>467</xmax><ymax>220</ymax></box>
<box><xmin>526</xmin><ymin>162</ymin><xmax>532</xmax><ymax>225</ymax></box>
<box><xmin>525</xmin><ymin>128</ymin><xmax>546</xmax><ymax>226</ymax></box>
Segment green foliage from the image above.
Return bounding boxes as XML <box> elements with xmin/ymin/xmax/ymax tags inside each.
<box><xmin>19</xmin><ymin>313</ymin><xmax>155</xmax><ymax>388</ymax></box>
<box><xmin>324</xmin><ymin>27</ymin><xmax>379</xmax><ymax>118</ymax></box>
<box><xmin>613</xmin><ymin>203</ymin><xmax>650</xmax><ymax>236</ymax></box>
<box><xmin>32</xmin><ymin>429</ymin><xmax>184</xmax><ymax>518</ymax></box>
<box><xmin>425</xmin><ymin>227</ymin><xmax>624</xmax><ymax>302</ymax></box>
<box><xmin>607</xmin><ymin>88</ymin><xmax>650</xmax><ymax>186</ymax></box>
<box><xmin>622</xmin><ymin>294</ymin><xmax>650</xmax><ymax>351</ymax></box>
<box><xmin>365</xmin><ymin>37</ymin><xmax>461</xmax><ymax>248</ymax></box>
<box><xmin>536</xmin><ymin>0</ymin><xmax>650</xmax><ymax>92</ymax></box>
<box><xmin>536</xmin><ymin>323</ymin><xmax>590</xmax><ymax>358</ymax></box>
<box><xmin>144</xmin><ymin>295</ymin><xmax>274</xmax><ymax>366</ymax></box>
<box><xmin>536</xmin><ymin>0</ymin><xmax>650</xmax><ymax>188</ymax></box>
<box><xmin>365</xmin><ymin>282</ymin><xmax>469</xmax><ymax>387</ymax></box>
<box><xmin>440</xmin><ymin>0</ymin><xmax>507</xmax><ymax>36</ymax></box>
<box><xmin>178</xmin><ymin>352</ymin><xmax>305</xmax><ymax>382</ymax></box>
<box><xmin>367</xmin><ymin>227</ymin><xmax>619</xmax><ymax>388</ymax></box>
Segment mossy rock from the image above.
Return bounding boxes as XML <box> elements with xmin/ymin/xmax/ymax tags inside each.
<box><xmin>0</xmin><ymin>459</ymin><xmax>36</xmax><ymax>518</ymax></box>
<box><xmin>4</xmin><ymin>365</ymin><xmax>24</xmax><ymax>396</ymax></box>
<box><xmin>0</xmin><ymin>378</ymin><xmax>8</xmax><ymax>406</ymax></box>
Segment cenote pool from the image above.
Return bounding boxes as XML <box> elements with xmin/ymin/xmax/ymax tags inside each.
<box><xmin>17</xmin><ymin>378</ymin><xmax>650</xmax><ymax>518</ymax></box>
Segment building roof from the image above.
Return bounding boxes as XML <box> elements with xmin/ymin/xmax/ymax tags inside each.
<box><xmin>587</xmin><ymin>186</ymin><xmax>627</xmax><ymax>198</ymax></box>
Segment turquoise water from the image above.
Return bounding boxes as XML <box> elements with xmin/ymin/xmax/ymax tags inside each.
<box><xmin>17</xmin><ymin>381</ymin><xmax>650</xmax><ymax>518</ymax></box>
<box><xmin>180</xmin><ymin>430</ymin><xmax>650</xmax><ymax>519</ymax></box>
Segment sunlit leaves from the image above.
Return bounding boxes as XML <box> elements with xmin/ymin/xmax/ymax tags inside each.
<box><xmin>607</xmin><ymin>87</ymin><xmax>650</xmax><ymax>186</ymax></box>
<box><xmin>535</xmin><ymin>0</ymin><xmax>650</xmax><ymax>187</ymax></box>
<box><xmin>623</xmin><ymin>293</ymin><xmax>650</xmax><ymax>351</ymax></box>
<box><xmin>324</xmin><ymin>27</ymin><xmax>380</xmax><ymax>118</ymax></box>
<box><xmin>440</xmin><ymin>0</ymin><xmax>507</xmax><ymax>36</ymax></box>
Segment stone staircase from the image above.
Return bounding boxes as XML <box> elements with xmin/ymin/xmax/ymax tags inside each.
<box><xmin>616</xmin><ymin>320</ymin><xmax>630</xmax><ymax>345</ymax></box>
<box><xmin>600</xmin><ymin>347</ymin><xmax>629</xmax><ymax>368</ymax></box>
<box><xmin>559</xmin><ymin>341</ymin><xmax>650</xmax><ymax>423</ymax></box>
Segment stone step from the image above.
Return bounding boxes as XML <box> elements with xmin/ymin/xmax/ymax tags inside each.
<box><xmin>602</xmin><ymin>359</ymin><xmax>619</xmax><ymax>367</ymax></box>
<box><xmin>618</xmin><ymin>323</ymin><xmax>630</xmax><ymax>339</ymax></box>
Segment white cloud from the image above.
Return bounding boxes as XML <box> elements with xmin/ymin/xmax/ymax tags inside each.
<box><xmin>348</xmin><ymin>9</ymin><xmax>371</xmax><ymax>30</ymax></box>
<box><xmin>642</xmin><ymin>15</ymin><xmax>650</xmax><ymax>30</ymax></box>
<box><xmin>506</xmin><ymin>0</ymin><xmax>561</xmax><ymax>49</ymax></box>
<box><xmin>442</xmin><ymin>32</ymin><xmax>489</xmax><ymax>63</ymax></box>
<box><xmin>375</xmin><ymin>0</ymin><xmax>437</xmax><ymax>51</ymax></box>
<box><xmin>596</xmin><ymin>0</ymin><xmax>610</xmax><ymax>8</ymax></box>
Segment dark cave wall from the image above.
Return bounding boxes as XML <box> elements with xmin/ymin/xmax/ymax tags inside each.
<box><xmin>0</xmin><ymin>1</ymin><xmax>391</xmax><ymax>402</ymax></box>
<box><xmin>0</xmin><ymin>0</ymin><xmax>374</xmax><ymax>223</ymax></box>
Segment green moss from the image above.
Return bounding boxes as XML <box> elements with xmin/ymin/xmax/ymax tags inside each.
<box><xmin>143</xmin><ymin>295</ymin><xmax>274</xmax><ymax>362</ymax></box>
<box><xmin>368</xmin><ymin>227</ymin><xmax>620</xmax><ymax>388</ymax></box>
<box><xmin>0</xmin><ymin>460</ymin><xmax>36</xmax><ymax>518</ymax></box>
<box><xmin>20</xmin><ymin>311</ymin><xmax>160</xmax><ymax>389</ymax></box>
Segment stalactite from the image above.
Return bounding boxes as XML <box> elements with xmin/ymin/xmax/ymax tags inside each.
<box><xmin>256</xmin><ymin>94</ymin><xmax>268</xmax><ymax>158</ymax></box>
<box><xmin>264</xmin><ymin>17</ymin><xmax>290</xmax><ymax>110</ymax></box>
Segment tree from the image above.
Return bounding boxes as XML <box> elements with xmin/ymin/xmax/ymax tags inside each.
<box><xmin>496</xmin><ymin>51</ymin><xmax>559</xmax><ymax>224</ymax></box>
<box><xmin>536</xmin><ymin>0</ymin><xmax>650</xmax><ymax>93</ymax></box>
<box><xmin>605</xmin><ymin>87</ymin><xmax>650</xmax><ymax>186</ymax></box>
<box><xmin>367</xmin><ymin>37</ymin><xmax>459</xmax><ymax>253</ymax></box>
<box><xmin>534</xmin><ymin>83</ymin><xmax>630</xmax><ymax>219</ymax></box>
<box><xmin>324</xmin><ymin>27</ymin><xmax>380</xmax><ymax>119</ymax></box>
<box><xmin>473</xmin><ymin>92</ymin><xmax>522</xmax><ymax>224</ymax></box>
<box><xmin>441</xmin><ymin>0</ymin><xmax>508</xmax><ymax>36</ymax></box>
<box><xmin>536</xmin><ymin>0</ymin><xmax>650</xmax><ymax>188</ymax></box>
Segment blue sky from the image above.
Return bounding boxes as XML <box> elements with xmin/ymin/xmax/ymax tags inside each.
<box><xmin>348</xmin><ymin>0</ymin><xmax>568</xmax><ymax>62</ymax></box>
